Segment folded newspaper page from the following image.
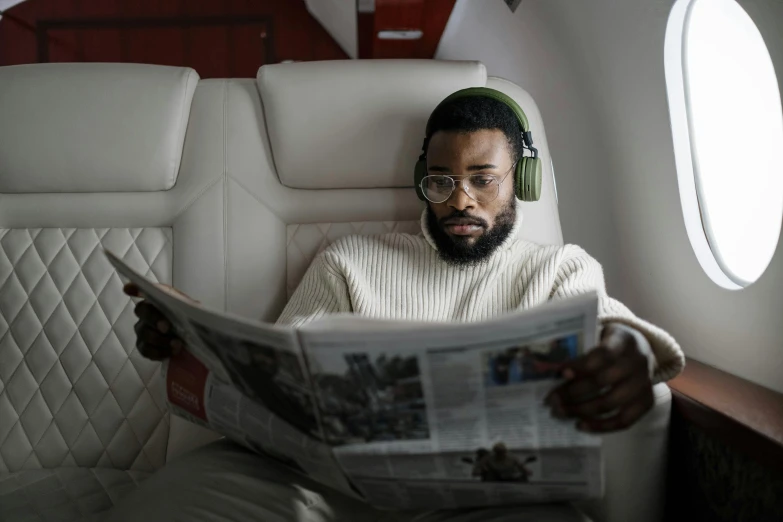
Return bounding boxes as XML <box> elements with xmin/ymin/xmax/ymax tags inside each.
<box><xmin>106</xmin><ymin>249</ymin><xmax>603</xmax><ymax>510</ymax></box>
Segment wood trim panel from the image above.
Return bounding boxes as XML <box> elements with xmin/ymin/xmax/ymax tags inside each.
<box><xmin>35</xmin><ymin>15</ymin><xmax>276</xmax><ymax>70</ymax></box>
<box><xmin>1</xmin><ymin>1</ymin><xmax>348</xmax><ymax>68</ymax></box>
<box><xmin>669</xmin><ymin>358</ymin><xmax>783</xmax><ymax>472</ymax></box>
<box><xmin>365</xmin><ymin>0</ymin><xmax>456</xmax><ymax>59</ymax></box>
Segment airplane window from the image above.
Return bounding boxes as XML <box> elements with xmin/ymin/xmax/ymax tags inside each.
<box><xmin>665</xmin><ymin>0</ymin><xmax>783</xmax><ymax>289</ymax></box>
<box><xmin>551</xmin><ymin>157</ymin><xmax>558</xmax><ymax>206</ymax></box>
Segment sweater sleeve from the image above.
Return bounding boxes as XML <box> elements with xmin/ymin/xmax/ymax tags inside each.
<box><xmin>549</xmin><ymin>246</ymin><xmax>685</xmax><ymax>384</ymax></box>
<box><xmin>276</xmin><ymin>251</ymin><xmax>353</xmax><ymax>328</ymax></box>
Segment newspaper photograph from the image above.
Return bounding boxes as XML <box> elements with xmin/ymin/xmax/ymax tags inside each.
<box><xmin>307</xmin><ymin>350</ymin><xmax>429</xmax><ymax>446</ymax></box>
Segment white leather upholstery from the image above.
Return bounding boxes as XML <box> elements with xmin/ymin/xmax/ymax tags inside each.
<box><xmin>0</xmin><ymin>63</ymin><xmax>222</xmax><ymax>521</ymax></box>
<box><xmin>257</xmin><ymin>59</ymin><xmax>488</xmax><ymax>189</ymax></box>
<box><xmin>0</xmin><ymin>228</ymin><xmax>171</xmax><ymax>473</ymax></box>
<box><xmin>1</xmin><ymin>467</ymin><xmax>150</xmax><ymax>522</ymax></box>
<box><xmin>0</xmin><ymin>63</ymin><xmax>198</xmax><ymax>193</ymax></box>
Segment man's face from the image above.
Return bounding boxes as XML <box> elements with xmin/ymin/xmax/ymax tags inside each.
<box><xmin>425</xmin><ymin>129</ymin><xmax>517</xmax><ymax>265</ymax></box>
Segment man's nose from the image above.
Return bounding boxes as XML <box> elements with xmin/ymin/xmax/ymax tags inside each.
<box><xmin>447</xmin><ymin>179</ymin><xmax>475</xmax><ymax>210</ymax></box>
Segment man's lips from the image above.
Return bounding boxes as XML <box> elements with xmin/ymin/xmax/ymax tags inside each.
<box><xmin>442</xmin><ymin>219</ymin><xmax>485</xmax><ymax>236</ymax></box>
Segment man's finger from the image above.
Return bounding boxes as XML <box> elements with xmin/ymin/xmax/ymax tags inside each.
<box><xmin>564</xmin><ymin>345</ymin><xmax>615</xmax><ymax>377</ymax></box>
<box><xmin>590</xmin><ymin>351</ymin><xmax>647</xmax><ymax>388</ymax></box>
<box><xmin>552</xmin><ymin>377</ymin><xmax>603</xmax><ymax>408</ymax></box>
<box><xmin>136</xmin><ymin>335</ymin><xmax>164</xmax><ymax>361</ymax></box>
<box><xmin>577</xmin><ymin>390</ymin><xmax>655</xmax><ymax>433</ymax></box>
<box><xmin>139</xmin><ymin>345</ymin><xmax>164</xmax><ymax>361</ymax></box>
<box><xmin>138</xmin><ymin>324</ymin><xmax>174</xmax><ymax>349</ymax></box>
<box><xmin>133</xmin><ymin>302</ymin><xmax>169</xmax><ymax>332</ymax></box>
<box><xmin>155</xmin><ymin>283</ymin><xmax>200</xmax><ymax>305</ymax></box>
<box><xmin>545</xmin><ymin>348</ymin><xmax>609</xmax><ymax>412</ymax></box>
<box><xmin>548</xmin><ymin>351</ymin><xmax>646</xmax><ymax>416</ymax></box>
<box><xmin>561</xmin><ymin>376</ymin><xmax>650</xmax><ymax>419</ymax></box>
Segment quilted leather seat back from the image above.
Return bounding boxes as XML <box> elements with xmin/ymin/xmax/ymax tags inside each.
<box><xmin>0</xmin><ymin>64</ymin><xmax>225</xmax><ymax>473</ymax></box>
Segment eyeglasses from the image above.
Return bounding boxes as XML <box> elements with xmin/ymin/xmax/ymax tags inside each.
<box><xmin>420</xmin><ymin>161</ymin><xmax>517</xmax><ymax>204</ymax></box>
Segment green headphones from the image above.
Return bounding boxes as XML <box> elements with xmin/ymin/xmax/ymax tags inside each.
<box><xmin>413</xmin><ymin>87</ymin><xmax>542</xmax><ymax>202</ymax></box>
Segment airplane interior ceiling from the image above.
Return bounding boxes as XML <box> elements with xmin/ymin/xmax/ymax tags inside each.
<box><xmin>438</xmin><ymin>0</ymin><xmax>783</xmax><ymax>394</ymax></box>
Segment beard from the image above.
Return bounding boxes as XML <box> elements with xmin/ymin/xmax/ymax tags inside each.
<box><xmin>426</xmin><ymin>194</ymin><xmax>517</xmax><ymax>266</ymax></box>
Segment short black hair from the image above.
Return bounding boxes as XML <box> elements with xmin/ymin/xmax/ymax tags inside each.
<box><xmin>425</xmin><ymin>96</ymin><xmax>525</xmax><ymax>163</ymax></box>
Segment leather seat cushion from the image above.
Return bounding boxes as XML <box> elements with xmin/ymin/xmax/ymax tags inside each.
<box><xmin>0</xmin><ymin>467</ymin><xmax>149</xmax><ymax>522</ymax></box>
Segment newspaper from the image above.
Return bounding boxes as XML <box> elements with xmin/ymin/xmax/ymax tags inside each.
<box><xmin>106</xmin><ymin>249</ymin><xmax>603</xmax><ymax>510</ymax></box>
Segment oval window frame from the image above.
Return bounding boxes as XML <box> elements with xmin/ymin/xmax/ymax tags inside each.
<box><xmin>665</xmin><ymin>0</ymin><xmax>783</xmax><ymax>289</ymax></box>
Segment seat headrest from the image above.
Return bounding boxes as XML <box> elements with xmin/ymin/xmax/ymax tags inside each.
<box><xmin>0</xmin><ymin>63</ymin><xmax>199</xmax><ymax>193</ymax></box>
<box><xmin>256</xmin><ymin>59</ymin><xmax>487</xmax><ymax>189</ymax></box>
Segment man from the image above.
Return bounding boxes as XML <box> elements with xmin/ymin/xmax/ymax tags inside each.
<box><xmin>471</xmin><ymin>443</ymin><xmax>534</xmax><ymax>483</ymax></box>
<box><xmin>122</xmin><ymin>88</ymin><xmax>684</xmax><ymax>521</ymax></box>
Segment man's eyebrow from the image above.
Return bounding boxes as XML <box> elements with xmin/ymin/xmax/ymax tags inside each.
<box><xmin>467</xmin><ymin>164</ymin><xmax>499</xmax><ymax>171</ymax></box>
<box><xmin>427</xmin><ymin>163</ymin><xmax>499</xmax><ymax>172</ymax></box>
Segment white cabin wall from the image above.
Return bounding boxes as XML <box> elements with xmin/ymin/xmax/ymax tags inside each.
<box><xmin>441</xmin><ymin>0</ymin><xmax>783</xmax><ymax>393</ymax></box>
<box><xmin>435</xmin><ymin>0</ymin><xmax>624</xmax><ymax>294</ymax></box>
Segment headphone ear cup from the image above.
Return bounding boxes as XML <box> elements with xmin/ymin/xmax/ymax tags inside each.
<box><xmin>414</xmin><ymin>158</ymin><xmax>428</xmax><ymax>201</ymax></box>
<box><xmin>515</xmin><ymin>158</ymin><xmax>543</xmax><ymax>202</ymax></box>
<box><xmin>514</xmin><ymin>158</ymin><xmax>527</xmax><ymax>201</ymax></box>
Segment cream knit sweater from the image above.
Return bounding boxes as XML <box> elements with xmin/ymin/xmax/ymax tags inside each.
<box><xmin>277</xmin><ymin>210</ymin><xmax>685</xmax><ymax>384</ymax></box>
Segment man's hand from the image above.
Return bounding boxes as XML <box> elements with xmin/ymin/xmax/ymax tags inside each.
<box><xmin>544</xmin><ymin>323</ymin><xmax>654</xmax><ymax>433</ymax></box>
<box><xmin>123</xmin><ymin>282</ymin><xmax>196</xmax><ymax>361</ymax></box>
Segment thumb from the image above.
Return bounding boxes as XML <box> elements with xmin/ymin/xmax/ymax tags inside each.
<box><xmin>156</xmin><ymin>283</ymin><xmax>199</xmax><ymax>304</ymax></box>
<box><xmin>600</xmin><ymin>323</ymin><xmax>627</xmax><ymax>347</ymax></box>
<box><xmin>123</xmin><ymin>283</ymin><xmax>141</xmax><ymax>297</ymax></box>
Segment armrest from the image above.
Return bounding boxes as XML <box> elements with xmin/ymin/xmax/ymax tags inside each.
<box><xmin>574</xmin><ymin>383</ymin><xmax>672</xmax><ymax>522</ymax></box>
<box><xmin>667</xmin><ymin>358</ymin><xmax>783</xmax><ymax>472</ymax></box>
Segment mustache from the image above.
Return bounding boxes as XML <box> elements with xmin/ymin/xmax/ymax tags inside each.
<box><xmin>439</xmin><ymin>210</ymin><xmax>488</xmax><ymax>228</ymax></box>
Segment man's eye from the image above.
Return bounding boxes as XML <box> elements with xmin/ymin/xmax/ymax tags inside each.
<box><xmin>472</xmin><ymin>176</ymin><xmax>495</xmax><ymax>186</ymax></box>
<box><xmin>432</xmin><ymin>178</ymin><xmax>451</xmax><ymax>187</ymax></box>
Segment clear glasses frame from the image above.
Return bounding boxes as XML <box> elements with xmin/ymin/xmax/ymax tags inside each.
<box><xmin>420</xmin><ymin>161</ymin><xmax>518</xmax><ymax>204</ymax></box>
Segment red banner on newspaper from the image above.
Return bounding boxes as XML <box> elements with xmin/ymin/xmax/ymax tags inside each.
<box><xmin>166</xmin><ymin>349</ymin><xmax>209</xmax><ymax>422</ymax></box>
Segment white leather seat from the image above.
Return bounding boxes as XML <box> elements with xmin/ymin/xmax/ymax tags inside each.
<box><xmin>0</xmin><ymin>63</ymin><xmax>221</xmax><ymax>521</ymax></box>
<box><xmin>0</xmin><ymin>60</ymin><xmax>672</xmax><ymax>522</ymax></box>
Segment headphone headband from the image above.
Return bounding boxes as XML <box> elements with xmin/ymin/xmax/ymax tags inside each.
<box><xmin>425</xmin><ymin>87</ymin><xmax>531</xmax><ymax>137</ymax></box>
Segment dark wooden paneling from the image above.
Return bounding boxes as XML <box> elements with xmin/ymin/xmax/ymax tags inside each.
<box><xmin>668</xmin><ymin>357</ymin><xmax>783</xmax><ymax>472</ymax></box>
<box><xmin>371</xmin><ymin>0</ymin><xmax>456</xmax><ymax>59</ymax></box>
<box><xmin>374</xmin><ymin>0</ymin><xmax>424</xmax><ymax>59</ymax></box>
<box><xmin>666</xmin><ymin>399</ymin><xmax>783</xmax><ymax>521</ymax></box>
<box><xmin>665</xmin><ymin>358</ymin><xmax>783</xmax><ymax>521</ymax></box>
<box><xmin>34</xmin><ymin>16</ymin><xmax>275</xmax><ymax>77</ymax></box>
<box><xmin>419</xmin><ymin>0</ymin><xmax>456</xmax><ymax>57</ymax></box>
<box><xmin>187</xmin><ymin>25</ymin><xmax>230</xmax><ymax>77</ymax></box>
<box><xmin>357</xmin><ymin>12</ymin><xmax>374</xmax><ymax>59</ymax></box>
<box><xmin>671</xmin><ymin>390</ymin><xmax>783</xmax><ymax>473</ymax></box>
<box><xmin>0</xmin><ymin>0</ymin><xmax>348</xmax><ymax>74</ymax></box>
<box><xmin>229</xmin><ymin>23</ymin><xmax>268</xmax><ymax>78</ymax></box>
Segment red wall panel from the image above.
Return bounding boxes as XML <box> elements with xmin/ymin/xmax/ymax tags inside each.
<box><xmin>364</xmin><ymin>0</ymin><xmax>456</xmax><ymax>59</ymax></box>
<box><xmin>0</xmin><ymin>0</ymin><xmax>348</xmax><ymax>77</ymax></box>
